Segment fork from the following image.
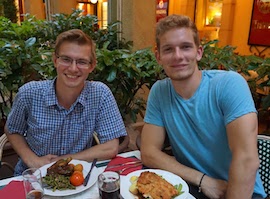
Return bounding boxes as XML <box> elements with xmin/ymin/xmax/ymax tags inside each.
<box><xmin>114</xmin><ymin>163</ymin><xmax>142</xmax><ymax>174</ymax></box>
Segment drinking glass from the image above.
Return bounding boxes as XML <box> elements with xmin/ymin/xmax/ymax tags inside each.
<box><xmin>98</xmin><ymin>171</ymin><xmax>121</xmax><ymax>199</ymax></box>
<box><xmin>22</xmin><ymin>168</ymin><xmax>44</xmax><ymax>199</ymax></box>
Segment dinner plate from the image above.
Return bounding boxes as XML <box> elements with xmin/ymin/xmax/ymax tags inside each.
<box><xmin>120</xmin><ymin>169</ymin><xmax>189</xmax><ymax>199</ymax></box>
<box><xmin>39</xmin><ymin>159</ymin><xmax>99</xmax><ymax>196</ymax></box>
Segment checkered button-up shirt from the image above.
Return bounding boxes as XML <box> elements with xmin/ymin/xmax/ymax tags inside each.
<box><xmin>6</xmin><ymin>79</ymin><xmax>127</xmax><ymax>175</ymax></box>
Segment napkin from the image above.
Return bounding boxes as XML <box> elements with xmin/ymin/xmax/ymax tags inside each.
<box><xmin>104</xmin><ymin>156</ymin><xmax>142</xmax><ymax>176</ymax></box>
<box><xmin>0</xmin><ymin>180</ymin><xmax>25</xmax><ymax>199</ymax></box>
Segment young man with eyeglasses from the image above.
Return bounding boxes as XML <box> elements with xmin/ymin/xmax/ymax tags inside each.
<box><xmin>5</xmin><ymin>29</ymin><xmax>127</xmax><ymax>175</ymax></box>
<box><xmin>140</xmin><ymin>15</ymin><xmax>266</xmax><ymax>199</ymax></box>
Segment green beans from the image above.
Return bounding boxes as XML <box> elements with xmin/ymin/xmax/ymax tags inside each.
<box><xmin>174</xmin><ymin>183</ymin><xmax>184</xmax><ymax>196</ymax></box>
<box><xmin>42</xmin><ymin>173</ymin><xmax>76</xmax><ymax>191</ymax></box>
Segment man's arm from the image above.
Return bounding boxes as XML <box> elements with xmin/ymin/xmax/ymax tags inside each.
<box><xmin>225</xmin><ymin>112</ymin><xmax>259</xmax><ymax>199</ymax></box>
<box><xmin>141</xmin><ymin>123</ymin><xmax>228</xmax><ymax>198</ymax></box>
<box><xmin>5</xmin><ymin>126</ymin><xmax>58</xmax><ymax>168</ymax></box>
<box><xmin>56</xmin><ymin>138</ymin><xmax>119</xmax><ymax>162</ymax></box>
<box><xmin>5</xmin><ymin>125</ymin><xmax>119</xmax><ymax>168</ymax></box>
<box><xmin>141</xmin><ymin>124</ymin><xmax>211</xmax><ymax>185</ymax></box>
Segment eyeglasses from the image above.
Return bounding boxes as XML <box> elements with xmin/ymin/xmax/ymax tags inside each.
<box><xmin>56</xmin><ymin>55</ymin><xmax>91</xmax><ymax>69</ymax></box>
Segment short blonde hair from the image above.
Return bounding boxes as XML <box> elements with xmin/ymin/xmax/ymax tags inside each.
<box><xmin>55</xmin><ymin>29</ymin><xmax>96</xmax><ymax>63</ymax></box>
<box><xmin>156</xmin><ymin>15</ymin><xmax>200</xmax><ymax>50</ymax></box>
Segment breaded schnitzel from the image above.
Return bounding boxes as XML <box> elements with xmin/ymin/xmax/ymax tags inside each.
<box><xmin>136</xmin><ymin>171</ymin><xmax>179</xmax><ymax>199</ymax></box>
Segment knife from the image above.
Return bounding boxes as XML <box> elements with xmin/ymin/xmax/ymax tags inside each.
<box><xmin>84</xmin><ymin>158</ymin><xmax>97</xmax><ymax>186</ymax></box>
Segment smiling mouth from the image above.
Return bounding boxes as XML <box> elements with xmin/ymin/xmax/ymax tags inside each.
<box><xmin>171</xmin><ymin>64</ymin><xmax>187</xmax><ymax>69</ymax></box>
<box><xmin>66</xmin><ymin>74</ymin><xmax>79</xmax><ymax>79</ymax></box>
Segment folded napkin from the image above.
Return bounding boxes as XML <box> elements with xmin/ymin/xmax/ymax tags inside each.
<box><xmin>104</xmin><ymin>156</ymin><xmax>142</xmax><ymax>176</ymax></box>
<box><xmin>0</xmin><ymin>180</ymin><xmax>25</xmax><ymax>199</ymax></box>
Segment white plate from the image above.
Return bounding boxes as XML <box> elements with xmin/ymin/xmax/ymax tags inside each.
<box><xmin>120</xmin><ymin>169</ymin><xmax>189</xmax><ymax>199</ymax></box>
<box><xmin>40</xmin><ymin>159</ymin><xmax>99</xmax><ymax>196</ymax></box>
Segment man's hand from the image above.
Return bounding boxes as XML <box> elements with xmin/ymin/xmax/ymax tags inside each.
<box><xmin>201</xmin><ymin>175</ymin><xmax>227</xmax><ymax>199</ymax></box>
<box><xmin>26</xmin><ymin>154</ymin><xmax>58</xmax><ymax>169</ymax></box>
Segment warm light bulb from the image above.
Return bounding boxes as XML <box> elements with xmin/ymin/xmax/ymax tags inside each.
<box><xmin>159</xmin><ymin>0</ymin><xmax>164</xmax><ymax>8</ymax></box>
<box><xmin>90</xmin><ymin>0</ymin><xmax>98</xmax><ymax>4</ymax></box>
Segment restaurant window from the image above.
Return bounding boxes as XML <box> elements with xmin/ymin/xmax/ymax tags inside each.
<box><xmin>205</xmin><ymin>0</ymin><xmax>222</xmax><ymax>27</ymax></box>
<box><xmin>77</xmin><ymin>0</ymin><xmax>98</xmax><ymax>15</ymax></box>
<box><xmin>195</xmin><ymin>0</ymin><xmax>223</xmax><ymax>41</ymax></box>
<box><xmin>100</xmin><ymin>1</ymin><xmax>107</xmax><ymax>29</ymax></box>
<box><xmin>76</xmin><ymin>0</ymin><xmax>108</xmax><ymax>29</ymax></box>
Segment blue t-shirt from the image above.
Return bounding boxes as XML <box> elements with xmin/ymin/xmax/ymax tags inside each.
<box><xmin>144</xmin><ymin>70</ymin><xmax>266</xmax><ymax>197</ymax></box>
<box><xmin>6</xmin><ymin>79</ymin><xmax>127</xmax><ymax>175</ymax></box>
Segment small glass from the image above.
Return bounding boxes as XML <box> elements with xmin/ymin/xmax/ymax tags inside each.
<box><xmin>22</xmin><ymin>168</ymin><xmax>44</xmax><ymax>199</ymax></box>
<box><xmin>98</xmin><ymin>171</ymin><xmax>121</xmax><ymax>199</ymax></box>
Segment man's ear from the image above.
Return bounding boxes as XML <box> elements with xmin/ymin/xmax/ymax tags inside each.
<box><xmin>88</xmin><ymin>59</ymin><xmax>97</xmax><ymax>73</ymax></box>
<box><xmin>155</xmin><ymin>49</ymin><xmax>162</xmax><ymax>65</ymax></box>
<box><xmin>196</xmin><ymin>45</ymin><xmax>204</xmax><ymax>61</ymax></box>
<box><xmin>52</xmin><ymin>53</ymin><xmax>57</xmax><ymax>68</ymax></box>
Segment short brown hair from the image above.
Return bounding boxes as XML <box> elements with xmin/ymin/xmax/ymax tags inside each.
<box><xmin>55</xmin><ymin>29</ymin><xmax>96</xmax><ymax>62</ymax></box>
<box><xmin>156</xmin><ymin>15</ymin><xmax>200</xmax><ymax>50</ymax></box>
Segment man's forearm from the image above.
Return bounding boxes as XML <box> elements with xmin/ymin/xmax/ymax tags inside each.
<box><xmin>226</xmin><ymin>156</ymin><xmax>259</xmax><ymax>199</ymax></box>
<box><xmin>63</xmin><ymin>139</ymin><xmax>119</xmax><ymax>162</ymax></box>
<box><xmin>5</xmin><ymin>132</ymin><xmax>39</xmax><ymax>166</ymax></box>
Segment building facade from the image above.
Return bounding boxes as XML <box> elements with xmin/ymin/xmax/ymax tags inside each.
<box><xmin>14</xmin><ymin>0</ymin><xmax>270</xmax><ymax>57</ymax></box>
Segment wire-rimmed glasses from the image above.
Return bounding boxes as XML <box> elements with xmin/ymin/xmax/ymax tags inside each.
<box><xmin>56</xmin><ymin>55</ymin><xmax>91</xmax><ymax>69</ymax></box>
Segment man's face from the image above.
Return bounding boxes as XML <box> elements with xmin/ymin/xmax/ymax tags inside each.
<box><xmin>53</xmin><ymin>42</ymin><xmax>95</xmax><ymax>91</ymax></box>
<box><xmin>156</xmin><ymin>28</ymin><xmax>203</xmax><ymax>81</ymax></box>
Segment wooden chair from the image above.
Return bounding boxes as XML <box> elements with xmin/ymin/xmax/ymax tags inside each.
<box><xmin>257</xmin><ymin>135</ymin><xmax>270</xmax><ymax>198</ymax></box>
<box><xmin>0</xmin><ymin>134</ymin><xmax>15</xmax><ymax>173</ymax></box>
<box><xmin>93</xmin><ymin>131</ymin><xmax>100</xmax><ymax>145</ymax></box>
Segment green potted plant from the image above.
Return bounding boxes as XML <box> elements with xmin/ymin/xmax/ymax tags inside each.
<box><xmin>0</xmin><ymin>10</ymin><xmax>162</xmax><ymax>134</ymax></box>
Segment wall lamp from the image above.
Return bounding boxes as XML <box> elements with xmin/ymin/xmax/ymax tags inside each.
<box><xmin>90</xmin><ymin>0</ymin><xmax>98</xmax><ymax>4</ymax></box>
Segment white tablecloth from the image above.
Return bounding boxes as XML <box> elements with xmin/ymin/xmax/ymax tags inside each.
<box><xmin>0</xmin><ymin>150</ymin><xmax>195</xmax><ymax>199</ymax></box>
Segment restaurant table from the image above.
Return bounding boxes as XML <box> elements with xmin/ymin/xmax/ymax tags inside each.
<box><xmin>0</xmin><ymin>150</ymin><xmax>196</xmax><ymax>199</ymax></box>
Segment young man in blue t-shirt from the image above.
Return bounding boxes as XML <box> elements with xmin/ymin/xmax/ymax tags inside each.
<box><xmin>141</xmin><ymin>15</ymin><xmax>266</xmax><ymax>199</ymax></box>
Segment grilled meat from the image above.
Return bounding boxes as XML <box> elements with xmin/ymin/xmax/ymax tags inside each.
<box><xmin>47</xmin><ymin>157</ymin><xmax>74</xmax><ymax>176</ymax></box>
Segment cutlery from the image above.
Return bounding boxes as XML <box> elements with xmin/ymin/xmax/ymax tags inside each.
<box><xmin>115</xmin><ymin>163</ymin><xmax>142</xmax><ymax>174</ymax></box>
<box><xmin>106</xmin><ymin>160</ymin><xmax>142</xmax><ymax>169</ymax></box>
<box><xmin>83</xmin><ymin>158</ymin><xmax>97</xmax><ymax>186</ymax></box>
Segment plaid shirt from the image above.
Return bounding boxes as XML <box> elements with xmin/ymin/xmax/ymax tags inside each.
<box><xmin>6</xmin><ymin>79</ymin><xmax>127</xmax><ymax>175</ymax></box>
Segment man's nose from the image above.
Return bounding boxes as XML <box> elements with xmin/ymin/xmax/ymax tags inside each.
<box><xmin>69</xmin><ymin>60</ymin><xmax>79</xmax><ymax>70</ymax></box>
<box><xmin>174</xmin><ymin>47</ymin><xmax>183</xmax><ymax>58</ymax></box>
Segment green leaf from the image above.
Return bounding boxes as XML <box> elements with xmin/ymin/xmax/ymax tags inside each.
<box><xmin>25</xmin><ymin>37</ymin><xmax>36</xmax><ymax>48</ymax></box>
<box><xmin>106</xmin><ymin>68</ymin><xmax>117</xmax><ymax>82</ymax></box>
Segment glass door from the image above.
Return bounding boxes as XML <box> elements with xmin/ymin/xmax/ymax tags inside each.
<box><xmin>195</xmin><ymin>0</ymin><xmax>223</xmax><ymax>41</ymax></box>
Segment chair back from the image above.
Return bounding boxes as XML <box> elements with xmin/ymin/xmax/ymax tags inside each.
<box><xmin>92</xmin><ymin>131</ymin><xmax>101</xmax><ymax>146</ymax></box>
<box><xmin>0</xmin><ymin>134</ymin><xmax>9</xmax><ymax>161</ymax></box>
<box><xmin>0</xmin><ymin>134</ymin><xmax>15</xmax><ymax>172</ymax></box>
<box><xmin>257</xmin><ymin>135</ymin><xmax>270</xmax><ymax>197</ymax></box>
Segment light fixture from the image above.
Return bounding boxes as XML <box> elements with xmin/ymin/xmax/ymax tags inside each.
<box><xmin>90</xmin><ymin>0</ymin><xmax>98</xmax><ymax>4</ymax></box>
<box><xmin>158</xmin><ymin>0</ymin><xmax>164</xmax><ymax>9</ymax></box>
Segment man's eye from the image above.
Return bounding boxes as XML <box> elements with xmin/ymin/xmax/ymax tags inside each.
<box><xmin>182</xmin><ymin>45</ymin><xmax>192</xmax><ymax>49</ymax></box>
<box><xmin>62</xmin><ymin>57</ymin><xmax>71</xmax><ymax>62</ymax></box>
<box><xmin>163</xmin><ymin>48</ymin><xmax>172</xmax><ymax>52</ymax></box>
<box><xmin>77</xmin><ymin>60</ymin><xmax>88</xmax><ymax>65</ymax></box>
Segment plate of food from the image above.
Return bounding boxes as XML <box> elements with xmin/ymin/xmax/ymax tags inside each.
<box><xmin>120</xmin><ymin>169</ymin><xmax>189</xmax><ymax>199</ymax></box>
<box><xmin>40</xmin><ymin>158</ymin><xmax>99</xmax><ymax>196</ymax></box>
